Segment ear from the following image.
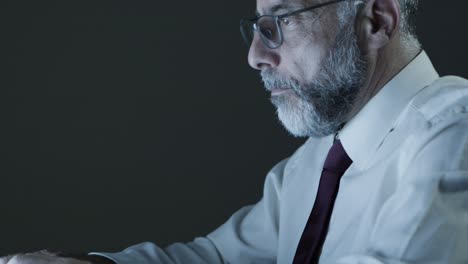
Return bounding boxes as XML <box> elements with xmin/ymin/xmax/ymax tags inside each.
<box><xmin>355</xmin><ymin>0</ymin><xmax>400</xmax><ymax>52</ymax></box>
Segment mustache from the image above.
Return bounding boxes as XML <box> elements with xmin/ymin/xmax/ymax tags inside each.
<box><xmin>260</xmin><ymin>69</ymin><xmax>299</xmax><ymax>92</ymax></box>
<box><xmin>260</xmin><ymin>69</ymin><xmax>329</xmax><ymax>104</ymax></box>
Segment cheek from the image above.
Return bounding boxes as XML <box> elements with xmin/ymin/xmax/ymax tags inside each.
<box><xmin>287</xmin><ymin>41</ymin><xmax>327</xmax><ymax>82</ymax></box>
<box><xmin>279</xmin><ymin>20</ymin><xmax>335</xmax><ymax>82</ymax></box>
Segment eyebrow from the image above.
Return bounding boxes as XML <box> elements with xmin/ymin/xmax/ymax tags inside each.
<box><xmin>255</xmin><ymin>3</ymin><xmax>299</xmax><ymax>16</ymax></box>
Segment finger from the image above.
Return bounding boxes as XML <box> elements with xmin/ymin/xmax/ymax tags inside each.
<box><xmin>7</xmin><ymin>254</ymin><xmax>61</xmax><ymax>264</ymax></box>
<box><xmin>35</xmin><ymin>250</ymin><xmax>60</xmax><ymax>257</ymax></box>
<box><xmin>0</xmin><ymin>255</ymin><xmax>14</xmax><ymax>264</ymax></box>
<box><xmin>8</xmin><ymin>254</ymin><xmax>91</xmax><ymax>264</ymax></box>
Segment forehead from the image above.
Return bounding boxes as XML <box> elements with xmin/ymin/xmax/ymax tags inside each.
<box><xmin>256</xmin><ymin>0</ymin><xmax>310</xmax><ymax>15</ymax></box>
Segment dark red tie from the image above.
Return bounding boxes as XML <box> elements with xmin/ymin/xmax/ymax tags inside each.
<box><xmin>292</xmin><ymin>139</ymin><xmax>353</xmax><ymax>264</ymax></box>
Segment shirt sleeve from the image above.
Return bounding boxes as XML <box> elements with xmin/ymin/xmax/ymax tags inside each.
<box><xmin>89</xmin><ymin>158</ymin><xmax>290</xmax><ymax>264</ymax></box>
<box><xmin>335</xmin><ymin>115</ymin><xmax>468</xmax><ymax>264</ymax></box>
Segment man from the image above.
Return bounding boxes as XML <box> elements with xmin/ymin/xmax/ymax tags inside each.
<box><xmin>2</xmin><ymin>0</ymin><xmax>468</xmax><ymax>263</ymax></box>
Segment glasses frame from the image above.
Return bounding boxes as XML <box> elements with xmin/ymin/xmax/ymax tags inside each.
<box><xmin>240</xmin><ymin>0</ymin><xmax>356</xmax><ymax>49</ymax></box>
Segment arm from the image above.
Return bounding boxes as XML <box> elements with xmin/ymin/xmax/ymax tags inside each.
<box><xmin>0</xmin><ymin>155</ymin><xmax>293</xmax><ymax>264</ymax></box>
<box><xmin>336</xmin><ymin>117</ymin><xmax>468</xmax><ymax>264</ymax></box>
<box><xmin>91</xmin><ymin>158</ymin><xmax>290</xmax><ymax>264</ymax></box>
<box><xmin>0</xmin><ymin>251</ymin><xmax>114</xmax><ymax>264</ymax></box>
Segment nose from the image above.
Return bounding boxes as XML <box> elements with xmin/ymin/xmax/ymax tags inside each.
<box><xmin>247</xmin><ymin>33</ymin><xmax>280</xmax><ymax>70</ymax></box>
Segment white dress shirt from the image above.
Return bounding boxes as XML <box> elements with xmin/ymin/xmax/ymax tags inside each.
<box><xmin>92</xmin><ymin>51</ymin><xmax>468</xmax><ymax>263</ymax></box>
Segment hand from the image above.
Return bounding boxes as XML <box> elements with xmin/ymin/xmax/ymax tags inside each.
<box><xmin>0</xmin><ymin>250</ymin><xmax>113</xmax><ymax>264</ymax></box>
<box><xmin>0</xmin><ymin>250</ymin><xmax>88</xmax><ymax>264</ymax></box>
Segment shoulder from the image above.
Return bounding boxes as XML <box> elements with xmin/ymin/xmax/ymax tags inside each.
<box><xmin>398</xmin><ymin>75</ymin><xmax>468</xmax><ymax>141</ymax></box>
<box><xmin>398</xmin><ymin>76</ymin><xmax>468</xmax><ymax>175</ymax></box>
<box><xmin>410</xmin><ymin>75</ymin><xmax>468</xmax><ymax>128</ymax></box>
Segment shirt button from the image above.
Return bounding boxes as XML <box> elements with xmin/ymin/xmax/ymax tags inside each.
<box><xmin>454</xmin><ymin>105</ymin><xmax>466</xmax><ymax>114</ymax></box>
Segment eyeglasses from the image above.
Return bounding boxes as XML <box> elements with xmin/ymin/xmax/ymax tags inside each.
<box><xmin>240</xmin><ymin>0</ymin><xmax>356</xmax><ymax>49</ymax></box>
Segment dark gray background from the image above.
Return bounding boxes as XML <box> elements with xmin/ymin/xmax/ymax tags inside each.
<box><xmin>1</xmin><ymin>0</ymin><xmax>467</xmax><ymax>256</ymax></box>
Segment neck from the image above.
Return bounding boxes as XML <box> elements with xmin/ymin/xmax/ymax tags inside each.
<box><xmin>345</xmin><ymin>39</ymin><xmax>421</xmax><ymax>123</ymax></box>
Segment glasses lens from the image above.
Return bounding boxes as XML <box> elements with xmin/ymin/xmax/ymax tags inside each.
<box><xmin>240</xmin><ymin>18</ymin><xmax>255</xmax><ymax>47</ymax></box>
<box><xmin>240</xmin><ymin>16</ymin><xmax>282</xmax><ymax>49</ymax></box>
<box><xmin>257</xmin><ymin>16</ymin><xmax>281</xmax><ymax>48</ymax></box>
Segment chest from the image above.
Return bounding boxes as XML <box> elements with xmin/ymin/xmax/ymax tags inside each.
<box><xmin>276</xmin><ymin>134</ymin><xmax>406</xmax><ymax>263</ymax></box>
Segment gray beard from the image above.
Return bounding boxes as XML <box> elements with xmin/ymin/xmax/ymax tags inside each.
<box><xmin>261</xmin><ymin>21</ymin><xmax>368</xmax><ymax>138</ymax></box>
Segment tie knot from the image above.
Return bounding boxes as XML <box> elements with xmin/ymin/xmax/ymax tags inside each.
<box><xmin>323</xmin><ymin>139</ymin><xmax>353</xmax><ymax>174</ymax></box>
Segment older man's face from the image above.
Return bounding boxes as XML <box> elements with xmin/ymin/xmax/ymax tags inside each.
<box><xmin>248</xmin><ymin>0</ymin><xmax>368</xmax><ymax>137</ymax></box>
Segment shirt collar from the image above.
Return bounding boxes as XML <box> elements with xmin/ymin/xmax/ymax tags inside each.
<box><xmin>338</xmin><ymin>51</ymin><xmax>439</xmax><ymax>169</ymax></box>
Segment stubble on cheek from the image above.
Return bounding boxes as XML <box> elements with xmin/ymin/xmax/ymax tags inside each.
<box><xmin>297</xmin><ymin>11</ymin><xmax>340</xmax><ymax>81</ymax></box>
<box><xmin>290</xmin><ymin>26</ymin><xmax>330</xmax><ymax>84</ymax></box>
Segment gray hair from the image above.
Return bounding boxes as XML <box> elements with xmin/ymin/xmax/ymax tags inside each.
<box><xmin>337</xmin><ymin>0</ymin><xmax>420</xmax><ymax>49</ymax></box>
<box><xmin>398</xmin><ymin>0</ymin><xmax>420</xmax><ymax>48</ymax></box>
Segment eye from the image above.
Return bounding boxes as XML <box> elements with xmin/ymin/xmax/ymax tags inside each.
<box><xmin>280</xmin><ymin>17</ymin><xmax>292</xmax><ymax>26</ymax></box>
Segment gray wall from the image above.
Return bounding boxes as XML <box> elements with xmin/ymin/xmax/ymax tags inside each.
<box><xmin>2</xmin><ymin>0</ymin><xmax>467</xmax><ymax>255</ymax></box>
